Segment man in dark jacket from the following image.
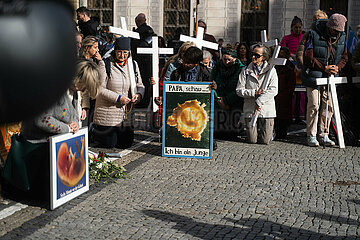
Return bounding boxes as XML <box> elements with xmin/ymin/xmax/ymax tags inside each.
<box><xmin>76</xmin><ymin>7</ymin><xmax>100</xmax><ymax>38</ymax></box>
<box><xmin>131</xmin><ymin>13</ymin><xmax>155</xmax><ymax>107</ymax></box>
<box><xmin>302</xmin><ymin>13</ymin><xmax>348</xmax><ymax>147</ymax></box>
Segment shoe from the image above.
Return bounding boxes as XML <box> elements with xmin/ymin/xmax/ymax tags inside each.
<box><xmin>307</xmin><ymin>136</ymin><xmax>319</xmax><ymax>147</ymax></box>
<box><xmin>319</xmin><ymin>135</ymin><xmax>335</xmax><ymax>146</ymax></box>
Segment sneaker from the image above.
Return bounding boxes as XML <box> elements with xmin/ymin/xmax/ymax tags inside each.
<box><xmin>319</xmin><ymin>135</ymin><xmax>335</xmax><ymax>146</ymax></box>
<box><xmin>307</xmin><ymin>136</ymin><xmax>319</xmax><ymax>147</ymax></box>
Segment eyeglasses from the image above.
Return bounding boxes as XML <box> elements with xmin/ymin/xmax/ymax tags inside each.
<box><xmin>251</xmin><ymin>52</ymin><xmax>263</xmax><ymax>59</ymax></box>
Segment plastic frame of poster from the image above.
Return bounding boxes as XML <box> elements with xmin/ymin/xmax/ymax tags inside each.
<box><xmin>50</xmin><ymin>127</ymin><xmax>89</xmax><ymax>210</ymax></box>
<box><xmin>162</xmin><ymin>81</ymin><xmax>214</xmax><ymax>159</ymax></box>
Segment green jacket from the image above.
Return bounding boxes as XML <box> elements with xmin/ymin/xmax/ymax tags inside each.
<box><xmin>211</xmin><ymin>59</ymin><xmax>245</xmax><ymax>109</ymax></box>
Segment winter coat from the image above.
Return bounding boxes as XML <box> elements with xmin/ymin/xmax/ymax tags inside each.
<box><xmin>236</xmin><ymin>62</ymin><xmax>278</xmax><ymax>119</ymax></box>
<box><xmin>93</xmin><ymin>59</ymin><xmax>145</xmax><ymax>127</ymax></box>
<box><xmin>211</xmin><ymin>59</ymin><xmax>245</xmax><ymax>110</ymax></box>
<box><xmin>78</xmin><ymin>18</ymin><xmax>100</xmax><ymax>38</ymax></box>
<box><xmin>302</xmin><ymin>19</ymin><xmax>347</xmax><ymax>88</ymax></box>
<box><xmin>21</xmin><ymin>91</ymin><xmax>79</xmax><ymax>141</ymax></box>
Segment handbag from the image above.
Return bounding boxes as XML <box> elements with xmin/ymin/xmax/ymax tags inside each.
<box><xmin>1</xmin><ymin>134</ymin><xmax>49</xmax><ymax>193</ymax></box>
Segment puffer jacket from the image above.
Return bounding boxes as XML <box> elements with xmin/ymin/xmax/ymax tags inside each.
<box><xmin>236</xmin><ymin>62</ymin><xmax>278</xmax><ymax>118</ymax></box>
<box><xmin>93</xmin><ymin>59</ymin><xmax>145</xmax><ymax>127</ymax></box>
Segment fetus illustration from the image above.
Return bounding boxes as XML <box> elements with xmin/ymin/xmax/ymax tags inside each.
<box><xmin>56</xmin><ymin>137</ymin><xmax>86</xmax><ymax>187</ymax></box>
<box><xmin>167</xmin><ymin>100</ymin><xmax>208</xmax><ymax>141</ymax></box>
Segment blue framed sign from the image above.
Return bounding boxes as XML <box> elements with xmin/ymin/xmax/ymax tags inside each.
<box><xmin>50</xmin><ymin>127</ymin><xmax>89</xmax><ymax>210</ymax></box>
<box><xmin>162</xmin><ymin>81</ymin><xmax>214</xmax><ymax>159</ymax></box>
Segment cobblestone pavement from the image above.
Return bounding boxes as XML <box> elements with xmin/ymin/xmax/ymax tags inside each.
<box><xmin>0</xmin><ymin>112</ymin><xmax>360</xmax><ymax>239</ymax></box>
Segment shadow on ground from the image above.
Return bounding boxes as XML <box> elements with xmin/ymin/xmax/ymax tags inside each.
<box><xmin>142</xmin><ymin>209</ymin><xmax>353</xmax><ymax>239</ymax></box>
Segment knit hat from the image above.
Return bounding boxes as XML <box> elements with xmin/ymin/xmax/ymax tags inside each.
<box><xmin>291</xmin><ymin>16</ymin><xmax>302</xmax><ymax>27</ymax></box>
<box><xmin>114</xmin><ymin>37</ymin><xmax>131</xmax><ymax>51</ymax></box>
<box><xmin>326</xmin><ymin>14</ymin><xmax>347</xmax><ymax>32</ymax></box>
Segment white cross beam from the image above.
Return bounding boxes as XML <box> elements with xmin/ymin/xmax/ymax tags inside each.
<box><xmin>352</xmin><ymin>76</ymin><xmax>360</xmax><ymax>83</ymax></box>
<box><xmin>180</xmin><ymin>27</ymin><xmax>218</xmax><ymax>50</ymax></box>
<box><xmin>108</xmin><ymin>17</ymin><xmax>140</xmax><ymax>97</ymax></box>
<box><xmin>261</xmin><ymin>30</ymin><xmax>278</xmax><ymax>48</ymax></box>
<box><xmin>250</xmin><ymin>45</ymin><xmax>287</xmax><ymax>127</ymax></box>
<box><xmin>137</xmin><ymin>36</ymin><xmax>174</xmax><ymax>112</ymax></box>
<box><xmin>109</xmin><ymin>17</ymin><xmax>140</xmax><ymax>39</ymax></box>
<box><xmin>316</xmin><ymin>75</ymin><xmax>347</xmax><ymax>148</ymax></box>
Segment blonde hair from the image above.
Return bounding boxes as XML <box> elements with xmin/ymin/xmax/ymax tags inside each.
<box><xmin>73</xmin><ymin>60</ymin><xmax>101</xmax><ymax>98</ymax></box>
<box><xmin>79</xmin><ymin>36</ymin><xmax>99</xmax><ymax>58</ymax></box>
<box><xmin>161</xmin><ymin>41</ymin><xmax>196</xmax><ymax>76</ymax></box>
<box><xmin>313</xmin><ymin>10</ymin><xmax>328</xmax><ymax>21</ymax></box>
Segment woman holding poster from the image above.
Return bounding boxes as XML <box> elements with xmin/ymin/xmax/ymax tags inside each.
<box><xmin>2</xmin><ymin>60</ymin><xmax>101</xmax><ymax>199</ymax></box>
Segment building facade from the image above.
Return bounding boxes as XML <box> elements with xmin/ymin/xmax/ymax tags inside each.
<box><xmin>72</xmin><ymin>0</ymin><xmax>360</xmax><ymax>45</ymax></box>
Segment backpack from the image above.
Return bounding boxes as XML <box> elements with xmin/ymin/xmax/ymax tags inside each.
<box><xmin>103</xmin><ymin>58</ymin><xmax>138</xmax><ymax>78</ymax></box>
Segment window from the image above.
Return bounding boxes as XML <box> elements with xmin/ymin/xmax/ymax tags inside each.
<box><xmin>320</xmin><ymin>0</ymin><xmax>348</xmax><ymax>17</ymax></box>
<box><xmin>241</xmin><ymin>0</ymin><xmax>269</xmax><ymax>45</ymax></box>
<box><xmin>87</xmin><ymin>0</ymin><xmax>113</xmax><ymax>26</ymax></box>
<box><xmin>163</xmin><ymin>0</ymin><xmax>191</xmax><ymax>42</ymax></box>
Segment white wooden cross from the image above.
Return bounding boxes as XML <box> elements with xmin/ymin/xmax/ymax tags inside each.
<box><xmin>137</xmin><ymin>36</ymin><xmax>174</xmax><ymax>112</ymax></box>
<box><xmin>179</xmin><ymin>27</ymin><xmax>219</xmax><ymax>51</ymax></box>
<box><xmin>261</xmin><ymin>30</ymin><xmax>278</xmax><ymax>48</ymax></box>
<box><xmin>109</xmin><ymin>17</ymin><xmax>140</xmax><ymax>39</ymax></box>
<box><xmin>250</xmin><ymin>45</ymin><xmax>287</xmax><ymax>127</ymax></box>
<box><xmin>108</xmin><ymin>17</ymin><xmax>140</xmax><ymax>97</ymax></box>
<box><xmin>352</xmin><ymin>76</ymin><xmax>360</xmax><ymax>84</ymax></box>
<box><xmin>316</xmin><ymin>75</ymin><xmax>347</xmax><ymax>148</ymax></box>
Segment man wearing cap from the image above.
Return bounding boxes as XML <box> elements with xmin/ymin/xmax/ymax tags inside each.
<box><xmin>92</xmin><ymin>37</ymin><xmax>145</xmax><ymax>149</ymax></box>
<box><xmin>302</xmin><ymin>13</ymin><xmax>348</xmax><ymax>147</ymax></box>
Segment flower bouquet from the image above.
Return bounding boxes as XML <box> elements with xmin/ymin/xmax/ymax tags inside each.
<box><xmin>89</xmin><ymin>152</ymin><xmax>129</xmax><ymax>183</ymax></box>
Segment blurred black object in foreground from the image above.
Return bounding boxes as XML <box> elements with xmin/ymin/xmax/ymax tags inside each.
<box><xmin>0</xmin><ymin>0</ymin><xmax>76</xmax><ymax>123</ymax></box>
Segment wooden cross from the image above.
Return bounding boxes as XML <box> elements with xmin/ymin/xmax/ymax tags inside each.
<box><xmin>316</xmin><ymin>75</ymin><xmax>347</xmax><ymax>148</ymax></box>
<box><xmin>179</xmin><ymin>27</ymin><xmax>219</xmax><ymax>50</ymax></box>
<box><xmin>137</xmin><ymin>37</ymin><xmax>174</xmax><ymax>112</ymax></box>
<box><xmin>250</xmin><ymin>45</ymin><xmax>287</xmax><ymax>127</ymax></box>
<box><xmin>109</xmin><ymin>17</ymin><xmax>140</xmax><ymax>39</ymax></box>
<box><xmin>108</xmin><ymin>17</ymin><xmax>140</xmax><ymax>97</ymax></box>
<box><xmin>261</xmin><ymin>30</ymin><xmax>278</xmax><ymax>48</ymax></box>
<box><xmin>352</xmin><ymin>76</ymin><xmax>360</xmax><ymax>84</ymax></box>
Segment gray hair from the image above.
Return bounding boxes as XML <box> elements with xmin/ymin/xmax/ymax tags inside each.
<box><xmin>250</xmin><ymin>43</ymin><xmax>271</xmax><ymax>61</ymax></box>
<box><xmin>202</xmin><ymin>50</ymin><xmax>212</xmax><ymax>60</ymax></box>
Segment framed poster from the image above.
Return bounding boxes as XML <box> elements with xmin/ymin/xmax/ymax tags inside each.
<box><xmin>162</xmin><ymin>81</ymin><xmax>214</xmax><ymax>159</ymax></box>
<box><xmin>50</xmin><ymin>128</ymin><xmax>89</xmax><ymax>210</ymax></box>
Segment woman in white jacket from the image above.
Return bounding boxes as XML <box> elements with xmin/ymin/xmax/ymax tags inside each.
<box><xmin>236</xmin><ymin>43</ymin><xmax>278</xmax><ymax>144</ymax></box>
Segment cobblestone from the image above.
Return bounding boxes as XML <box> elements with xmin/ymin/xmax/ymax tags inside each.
<box><xmin>0</xmin><ymin>127</ymin><xmax>359</xmax><ymax>239</ymax></box>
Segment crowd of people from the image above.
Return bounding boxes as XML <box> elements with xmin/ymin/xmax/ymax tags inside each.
<box><xmin>20</xmin><ymin>8</ymin><xmax>360</xmax><ymax>149</ymax></box>
<box><xmin>4</xmin><ymin>7</ymin><xmax>360</xmax><ymax>198</ymax></box>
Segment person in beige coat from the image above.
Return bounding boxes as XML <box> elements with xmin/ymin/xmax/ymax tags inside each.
<box><xmin>236</xmin><ymin>43</ymin><xmax>278</xmax><ymax>144</ymax></box>
<box><xmin>92</xmin><ymin>37</ymin><xmax>145</xmax><ymax>148</ymax></box>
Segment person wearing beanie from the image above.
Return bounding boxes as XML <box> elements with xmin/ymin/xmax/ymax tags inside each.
<box><xmin>92</xmin><ymin>37</ymin><xmax>145</xmax><ymax>148</ymax></box>
<box><xmin>302</xmin><ymin>13</ymin><xmax>348</xmax><ymax>147</ymax></box>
